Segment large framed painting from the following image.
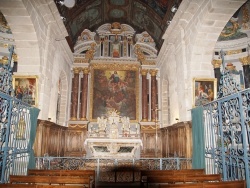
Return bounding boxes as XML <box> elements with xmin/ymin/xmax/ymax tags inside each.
<box><xmin>12</xmin><ymin>75</ymin><xmax>38</xmax><ymax>106</ymax></box>
<box><xmin>193</xmin><ymin>77</ymin><xmax>217</xmax><ymax>107</ymax></box>
<box><xmin>90</xmin><ymin>63</ymin><xmax>139</xmax><ymax>121</ymax></box>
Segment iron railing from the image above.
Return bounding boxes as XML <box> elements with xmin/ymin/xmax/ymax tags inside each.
<box><xmin>203</xmin><ymin>89</ymin><xmax>250</xmax><ymax>187</ymax></box>
<box><xmin>0</xmin><ymin>46</ymin><xmax>34</xmax><ymax>183</ymax></box>
<box><xmin>34</xmin><ymin>157</ymin><xmax>192</xmax><ymax>182</ymax></box>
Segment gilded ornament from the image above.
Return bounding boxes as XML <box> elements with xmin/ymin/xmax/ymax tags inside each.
<box><xmin>90</xmin><ymin>63</ymin><xmax>139</xmax><ymax>70</ymax></box>
<box><xmin>226</xmin><ymin>49</ymin><xmax>242</xmax><ymax>55</ymax></box>
<box><xmin>83</xmin><ymin>68</ymin><xmax>90</xmax><ymax>74</ymax></box>
<box><xmin>141</xmin><ymin>61</ymin><xmax>156</xmax><ymax>65</ymax></box>
<box><xmin>73</xmin><ymin>68</ymin><xmax>80</xmax><ymax>74</ymax></box>
<box><xmin>141</xmin><ymin>69</ymin><xmax>148</xmax><ymax>75</ymax></box>
<box><xmin>110</xmin><ymin>22</ymin><xmax>123</xmax><ymax>34</ymax></box>
<box><xmin>149</xmin><ymin>69</ymin><xmax>157</xmax><ymax>76</ymax></box>
<box><xmin>220</xmin><ymin>18</ymin><xmax>239</xmax><ymax>37</ymax></box>
<box><xmin>239</xmin><ymin>56</ymin><xmax>250</xmax><ymax>66</ymax></box>
<box><xmin>211</xmin><ymin>59</ymin><xmax>222</xmax><ymax>68</ymax></box>
<box><xmin>74</xmin><ymin>58</ymin><xmax>88</xmax><ymax>64</ymax></box>
<box><xmin>69</xmin><ymin>124</ymin><xmax>87</xmax><ymax>129</ymax></box>
<box><xmin>0</xmin><ymin>56</ymin><xmax>8</xmax><ymax>64</ymax></box>
<box><xmin>16</xmin><ymin>117</ymin><xmax>26</xmax><ymax>140</ymax></box>
<box><xmin>12</xmin><ymin>53</ymin><xmax>18</xmax><ymax>62</ymax></box>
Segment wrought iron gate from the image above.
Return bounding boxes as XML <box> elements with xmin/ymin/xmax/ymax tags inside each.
<box><xmin>204</xmin><ymin>89</ymin><xmax>250</xmax><ymax>184</ymax></box>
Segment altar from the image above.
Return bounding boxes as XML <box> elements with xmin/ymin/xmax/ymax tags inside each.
<box><xmin>84</xmin><ymin>138</ymin><xmax>142</xmax><ymax>158</ymax></box>
<box><xmin>84</xmin><ymin>110</ymin><xmax>142</xmax><ymax>159</ymax></box>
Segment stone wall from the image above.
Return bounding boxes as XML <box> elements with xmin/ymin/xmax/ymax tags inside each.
<box><xmin>158</xmin><ymin>0</ymin><xmax>246</xmax><ymax>125</ymax></box>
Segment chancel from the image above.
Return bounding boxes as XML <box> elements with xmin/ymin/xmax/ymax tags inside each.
<box><xmin>85</xmin><ymin>110</ymin><xmax>142</xmax><ymax>158</ymax></box>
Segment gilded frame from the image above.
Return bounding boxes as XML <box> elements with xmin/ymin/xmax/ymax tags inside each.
<box><xmin>12</xmin><ymin>75</ymin><xmax>38</xmax><ymax>107</ymax></box>
<box><xmin>193</xmin><ymin>77</ymin><xmax>217</xmax><ymax>107</ymax></box>
<box><xmin>90</xmin><ymin>63</ymin><xmax>139</xmax><ymax>121</ymax></box>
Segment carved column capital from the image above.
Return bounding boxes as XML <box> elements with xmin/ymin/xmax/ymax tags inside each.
<box><xmin>141</xmin><ymin>69</ymin><xmax>148</xmax><ymax>76</ymax></box>
<box><xmin>239</xmin><ymin>56</ymin><xmax>250</xmax><ymax>66</ymax></box>
<box><xmin>149</xmin><ymin>69</ymin><xmax>158</xmax><ymax>76</ymax></box>
<box><xmin>12</xmin><ymin>53</ymin><xmax>18</xmax><ymax>62</ymax></box>
<box><xmin>83</xmin><ymin>68</ymin><xmax>90</xmax><ymax>74</ymax></box>
<box><xmin>73</xmin><ymin>68</ymin><xmax>80</xmax><ymax>74</ymax></box>
<box><xmin>211</xmin><ymin>59</ymin><xmax>222</xmax><ymax>68</ymax></box>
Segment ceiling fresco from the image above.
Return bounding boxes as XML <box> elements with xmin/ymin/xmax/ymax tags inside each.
<box><xmin>55</xmin><ymin>0</ymin><xmax>182</xmax><ymax>51</ymax></box>
<box><xmin>0</xmin><ymin>1</ymin><xmax>250</xmax><ymax>52</ymax></box>
<box><xmin>0</xmin><ymin>12</ymin><xmax>11</xmax><ymax>34</ymax></box>
<box><xmin>218</xmin><ymin>1</ymin><xmax>250</xmax><ymax>41</ymax></box>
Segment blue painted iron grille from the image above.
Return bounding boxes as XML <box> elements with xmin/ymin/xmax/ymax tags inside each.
<box><xmin>203</xmin><ymin>89</ymin><xmax>250</xmax><ymax>187</ymax></box>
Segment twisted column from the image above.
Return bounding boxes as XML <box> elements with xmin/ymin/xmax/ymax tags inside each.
<box><xmin>80</xmin><ymin>68</ymin><xmax>89</xmax><ymax>120</ymax></box>
<box><xmin>70</xmin><ymin>68</ymin><xmax>80</xmax><ymax>120</ymax></box>
<box><xmin>141</xmin><ymin>69</ymin><xmax>148</xmax><ymax>121</ymax></box>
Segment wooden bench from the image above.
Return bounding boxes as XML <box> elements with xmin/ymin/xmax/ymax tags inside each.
<box><xmin>140</xmin><ymin>169</ymin><xmax>205</xmax><ymax>187</ymax></box>
<box><xmin>28</xmin><ymin>169</ymin><xmax>95</xmax><ymax>187</ymax></box>
<box><xmin>9</xmin><ymin>175</ymin><xmax>91</xmax><ymax>187</ymax></box>
<box><xmin>143</xmin><ymin>174</ymin><xmax>221</xmax><ymax>187</ymax></box>
<box><xmin>0</xmin><ymin>184</ymin><xmax>85</xmax><ymax>188</ymax></box>
<box><xmin>141</xmin><ymin>169</ymin><xmax>205</xmax><ymax>178</ymax></box>
<box><xmin>203</xmin><ymin>180</ymin><xmax>246</xmax><ymax>188</ymax></box>
<box><xmin>158</xmin><ymin>180</ymin><xmax>246</xmax><ymax>188</ymax></box>
<box><xmin>28</xmin><ymin>169</ymin><xmax>95</xmax><ymax>177</ymax></box>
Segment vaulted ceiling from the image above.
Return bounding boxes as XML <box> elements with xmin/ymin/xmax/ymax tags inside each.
<box><xmin>55</xmin><ymin>0</ymin><xmax>182</xmax><ymax>52</ymax></box>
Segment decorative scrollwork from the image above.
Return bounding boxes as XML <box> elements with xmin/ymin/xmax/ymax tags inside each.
<box><xmin>0</xmin><ymin>46</ymin><xmax>14</xmax><ymax>95</ymax></box>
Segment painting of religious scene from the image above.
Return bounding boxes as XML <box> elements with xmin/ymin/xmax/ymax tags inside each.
<box><xmin>92</xmin><ymin>69</ymin><xmax>137</xmax><ymax>120</ymax></box>
<box><xmin>12</xmin><ymin>75</ymin><xmax>38</xmax><ymax>106</ymax></box>
<box><xmin>193</xmin><ymin>78</ymin><xmax>217</xmax><ymax>107</ymax></box>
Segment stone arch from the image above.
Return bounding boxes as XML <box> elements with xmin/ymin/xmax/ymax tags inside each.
<box><xmin>0</xmin><ymin>0</ymin><xmax>40</xmax><ymax>72</ymax></box>
<box><xmin>159</xmin><ymin>0</ymin><xmax>247</xmax><ymax>122</ymax></box>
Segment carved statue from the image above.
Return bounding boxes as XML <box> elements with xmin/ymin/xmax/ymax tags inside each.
<box><xmin>97</xmin><ymin>116</ymin><xmax>107</xmax><ymax>132</ymax></box>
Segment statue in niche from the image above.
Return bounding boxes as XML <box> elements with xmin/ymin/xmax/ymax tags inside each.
<box><xmin>112</xmin><ymin>35</ymin><xmax>121</xmax><ymax>58</ymax></box>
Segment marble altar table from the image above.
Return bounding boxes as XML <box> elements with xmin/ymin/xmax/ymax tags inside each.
<box><xmin>84</xmin><ymin>138</ymin><xmax>142</xmax><ymax>159</ymax></box>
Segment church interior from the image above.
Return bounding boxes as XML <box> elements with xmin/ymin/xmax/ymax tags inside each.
<box><xmin>0</xmin><ymin>0</ymin><xmax>250</xmax><ymax>187</ymax></box>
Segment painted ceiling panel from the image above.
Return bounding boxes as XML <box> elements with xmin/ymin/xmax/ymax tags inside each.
<box><xmin>55</xmin><ymin>0</ymin><xmax>182</xmax><ymax>51</ymax></box>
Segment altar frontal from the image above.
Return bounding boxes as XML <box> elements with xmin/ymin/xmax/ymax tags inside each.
<box><xmin>84</xmin><ymin>110</ymin><xmax>142</xmax><ymax>158</ymax></box>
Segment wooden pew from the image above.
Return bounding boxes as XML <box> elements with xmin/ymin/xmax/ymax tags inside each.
<box><xmin>203</xmin><ymin>180</ymin><xmax>246</xmax><ymax>188</ymax></box>
<box><xmin>0</xmin><ymin>184</ymin><xmax>85</xmax><ymax>188</ymax></box>
<box><xmin>28</xmin><ymin>169</ymin><xmax>95</xmax><ymax>187</ymax></box>
<box><xmin>159</xmin><ymin>183</ymin><xmax>203</xmax><ymax>188</ymax></box>
<box><xmin>140</xmin><ymin>169</ymin><xmax>205</xmax><ymax>187</ymax></box>
<box><xmin>28</xmin><ymin>169</ymin><xmax>95</xmax><ymax>177</ymax></box>
<box><xmin>142</xmin><ymin>174</ymin><xmax>221</xmax><ymax>188</ymax></box>
<box><xmin>9</xmin><ymin>175</ymin><xmax>91</xmax><ymax>187</ymax></box>
<box><xmin>141</xmin><ymin>169</ymin><xmax>205</xmax><ymax>178</ymax></box>
<box><xmin>158</xmin><ymin>180</ymin><xmax>246</xmax><ymax>188</ymax></box>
